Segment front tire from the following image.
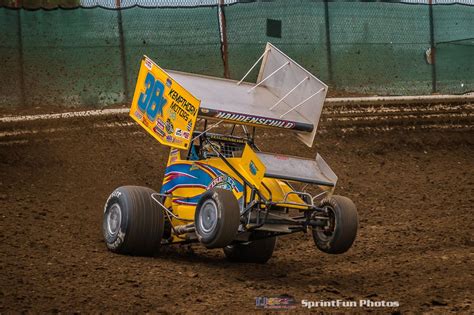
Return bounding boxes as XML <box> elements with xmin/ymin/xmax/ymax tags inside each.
<box><xmin>103</xmin><ymin>186</ymin><xmax>164</xmax><ymax>256</ymax></box>
<box><xmin>194</xmin><ymin>188</ymin><xmax>240</xmax><ymax>249</ymax></box>
<box><xmin>312</xmin><ymin>195</ymin><xmax>358</xmax><ymax>254</ymax></box>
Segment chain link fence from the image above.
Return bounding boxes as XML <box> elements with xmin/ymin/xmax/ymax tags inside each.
<box><xmin>0</xmin><ymin>0</ymin><xmax>472</xmax><ymax>107</ymax></box>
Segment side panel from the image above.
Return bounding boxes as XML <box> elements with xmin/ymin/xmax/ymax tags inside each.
<box><xmin>239</xmin><ymin>144</ymin><xmax>266</xmax><ymax>189</ymax></box>
<box><xmin>130</xmin><ymin>56</ymin><xmax>201</xmax><ymax>150</ymax></box>
<box><xmin>161</xmin><ymin>152</ymin><xmax>304</xmax><ymax>244</ymax></box>
<box><xmin>161</xmin><ymin>154</ymin><xmax>303</xmax><ymax>220</ymax></box>
<box><xmin>160</xmin><ymin>158</ymin><xmax>244</xmax><ymax>222</ymax></box>
<box><xmin>258</xmin><ymin>43</ymin><xmax>328</xmax><ymax>147</ymax></box>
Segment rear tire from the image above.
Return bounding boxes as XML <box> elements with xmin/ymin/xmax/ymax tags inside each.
<box><xmin>103</xmin><ymin>186</ymin><xmax>164</xmax><ymax>256</ymax></box>
<box><xmin>195</xmin><ymin>188</ymin><xmax>240</xmax><ymax>249</ymax></box>
<box><xmin>312</xmin><ymin>195</ymin><xmax>358</xmax><ymax>254</ymax></box>
<box><xmin>224</xmin><ymin>237</ymin><xmax>276</xmax><ymax>264</ymax></box>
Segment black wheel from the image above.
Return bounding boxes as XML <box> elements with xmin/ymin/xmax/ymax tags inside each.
<box><xmin>194</xmin><ymin>188</ymin><xmax>240</xmax><ymax>249</ymax></box>
<box><xmin>103</xmin><ymin>186</ymin><xmax>164</xmax><ymax>256</ymax></box>
<box><xmin>312</xmin><ymin>195</ymin><xmax>358</xmax><ymax>254</ymax></box>
<box><xmin>223</xmin><ymin>236</ymin><xmax>277</xmax><ymax>264</ymax></box>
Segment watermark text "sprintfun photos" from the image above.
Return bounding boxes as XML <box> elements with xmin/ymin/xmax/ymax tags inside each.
<box><xmin>301</xmin><ymin>299</ymin><xmax>400</xmax><ymax>309</ymax></box>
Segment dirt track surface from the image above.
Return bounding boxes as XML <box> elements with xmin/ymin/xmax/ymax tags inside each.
<box><xmin>0</xmin><ymin>109</ymin><xmax>473</xmax><ymax>313</ymax></box>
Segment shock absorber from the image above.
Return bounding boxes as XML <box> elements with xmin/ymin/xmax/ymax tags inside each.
<box><xmin>174</xmin><ymin>223</ymin><xmax>195</xmax><ymax>235</ymax></box>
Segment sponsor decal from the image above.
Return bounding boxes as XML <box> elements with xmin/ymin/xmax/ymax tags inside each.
<box><xmin>166</xmin><ymin>78</ymin><xmax>172</xmax><ymax>87</ymax></box>
<box><xmin>249</xmin><ymin>160</ymin><xmax>258</xmax><ymax>176</ymax></box>
<box><xmin>165</xmin><ymin>119</ymin><xmax>174</xmax><ymax>134</ymax></box>
<box><xmin>110</xmin><ymin>190</ymin><xmax>122</xmax><ymax>198</ymax></box>
<box><xmin>168</xmin><ymin>89</ymin><xmax>197</xmax><ymax>116</ymax></box>
<box><xmin>186</xmin><ymin>120</ymin><xmax>193</xmax><ymax>131</ymax></box>
<box><xmin>173</xmin><ymin>128</ymin><xmax>190</xmax><ymax>139</ymax></box>
<box><xmin>134</xmin><ymin>110</ymin><xmax>143</xmax><ymax>120</ymax></box>
<box><xmin>156</xmin><ymin>118</ymin><xmax>165</xmax><ymax>130</ymax></box>
<box><xmin>167</xmin><ymin>108</ymin><xmax>177</xmax><ymax>121</ymax></box>
<box><xmin>170</xmin><ymin>148</ymin><xmax>179</xmax><ymax>156</ymax></box>
<box><xmin>207</xmin><ymin>174</ymin><xmax>237</xmax><ymax>192</ymax></box>
<box><xmin>167</xmin><ymin>88</ymin><xmax>198</xmax><ymax>122</ymax></box>
<box><xmin>104</xmin><ymin>190</ymin><xmax>122</xmax><ymax>213</ymax></box>
<box><xmin>215</xmin><ymin>111</ymin><xmax>296</xmax><ymax>129</ymax></box>
<box><xmin>208</xmin><ymin>134</ymin><xmax>247</xmax><ymax>144</ymax></box>
<box><xmin>169</xmin><ymin>148</ymin><xmax>179</xmax><ymax>160</ymax></box>
<box><xmin>166</xmin><ymin>135</ymin><xmax>173</xmax><ymax>142</ymax></box>
<box><xmin>153</xmin><ymin>126</ymin><xmax>165</xmax><ymax>137</ymax></box>
<box><xmin>144</xmin><ymin>58</ymin><xmax>153</xmax><ymax>70</ymax></box>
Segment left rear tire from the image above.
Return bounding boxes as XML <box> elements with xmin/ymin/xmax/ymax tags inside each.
<box><xmin>103</xmin><ymin>186</ymin><xmax>164</xmax><ymax>256</ymax></box>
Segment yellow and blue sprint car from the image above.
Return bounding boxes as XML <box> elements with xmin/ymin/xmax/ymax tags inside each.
<box><xmin>103</xmin><ymin>43</ymin><xmax>358</xmax><ymax>263</ymax></box>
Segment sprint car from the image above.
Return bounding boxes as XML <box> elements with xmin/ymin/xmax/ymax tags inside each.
<box><xmin>103</xmin><ymin>43</ymin><xmax>358</xmax><ymax>263</ymax></box>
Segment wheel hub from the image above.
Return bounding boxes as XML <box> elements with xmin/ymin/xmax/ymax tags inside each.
<box><xmin>316</xmin><ymin>205</ymin><xmax>336</xmax><ymax>240</ymax></box>
<box><xmin>199</xmin><ymin>200</ymin><xmax>218</xmax><ymax>234</ymax></box>
<box><xmin>107</xmin><ymin>203</ymin><xmax>122</xmax><ymax>235</ymax></box>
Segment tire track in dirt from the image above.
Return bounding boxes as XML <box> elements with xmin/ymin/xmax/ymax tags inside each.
<box><xmin>0</xmin><ymin>102</ymin><xmax>472</xmax><ymax>142</ymax></box>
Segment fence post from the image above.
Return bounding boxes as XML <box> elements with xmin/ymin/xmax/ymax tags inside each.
<box><xmin>116</xmin><ymin>0</ymin><xmax>129</xmax><ymax>102</ymax></box>
<box><xmin>323</xmin><ymin>0</ymin><xmax>333</xmax><ymax>86</ymax></box>
<box><xmin>218</xmin><ymin>0</ymin><xmax>230</xmax><ymax>79</ymax></box>
<box><xmin>428</xmin><ymin>0</ymin><xmax>437</xmax><ymax>93</ymax></box>
<box><xmin>16</xmin><ymin>5</ymin><xmax>26</xmax><ymax>106</ymax></box>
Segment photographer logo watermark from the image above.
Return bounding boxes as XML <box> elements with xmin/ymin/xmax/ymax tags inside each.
<box><xmin>255</xmin><ymin>295</ymin><xmax>297</xmax><ymax>309</ymax></box>
<box><xmin>301</xmin><ymin>299</ymin><xmax>400</xmax><ymax>309</ymax></box>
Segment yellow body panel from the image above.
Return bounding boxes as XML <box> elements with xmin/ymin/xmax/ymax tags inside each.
<box><xmin>239</xmin><ymin>144</ymin><xmax>266</xmax><ymax>189</ymax></box>
<box><xmin>129</xmin><ymin>56</ymin><xmax>201</xmax><ymax>150</ymax></box>
<box><xmin>162</xmin><ymin>146</ymin><xmax>305</xmax><ymax>243</ymax></box>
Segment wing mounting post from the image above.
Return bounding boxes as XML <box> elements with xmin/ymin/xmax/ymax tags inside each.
<box><xmin>279</xmin><ymin>87</ymin><xmax>325</xmax><ymax>119</ymax></box>
<box><xmin>247</xmin><ymin>61</ymin><xmax>290</xmax><ymax>93</ymax></box>
<box><xmin>237</xmin><ymin>48</ymin><xmax>271</xmax><ymax>86</ymax></box>
<box><xmin>269</xmin><ymin>76</ymin><xmax>309</xmax><ymax>111</ymax></box>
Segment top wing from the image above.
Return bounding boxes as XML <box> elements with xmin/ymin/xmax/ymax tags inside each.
<box><xmin>131</xmin><ymin>43</ymin><xmax>327</xmax><ymax>148</ymax></box>
<box><xmin>168</xmin><ymin>43</ymin><xmax>328</xmax><ymax>147</ymax></box>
